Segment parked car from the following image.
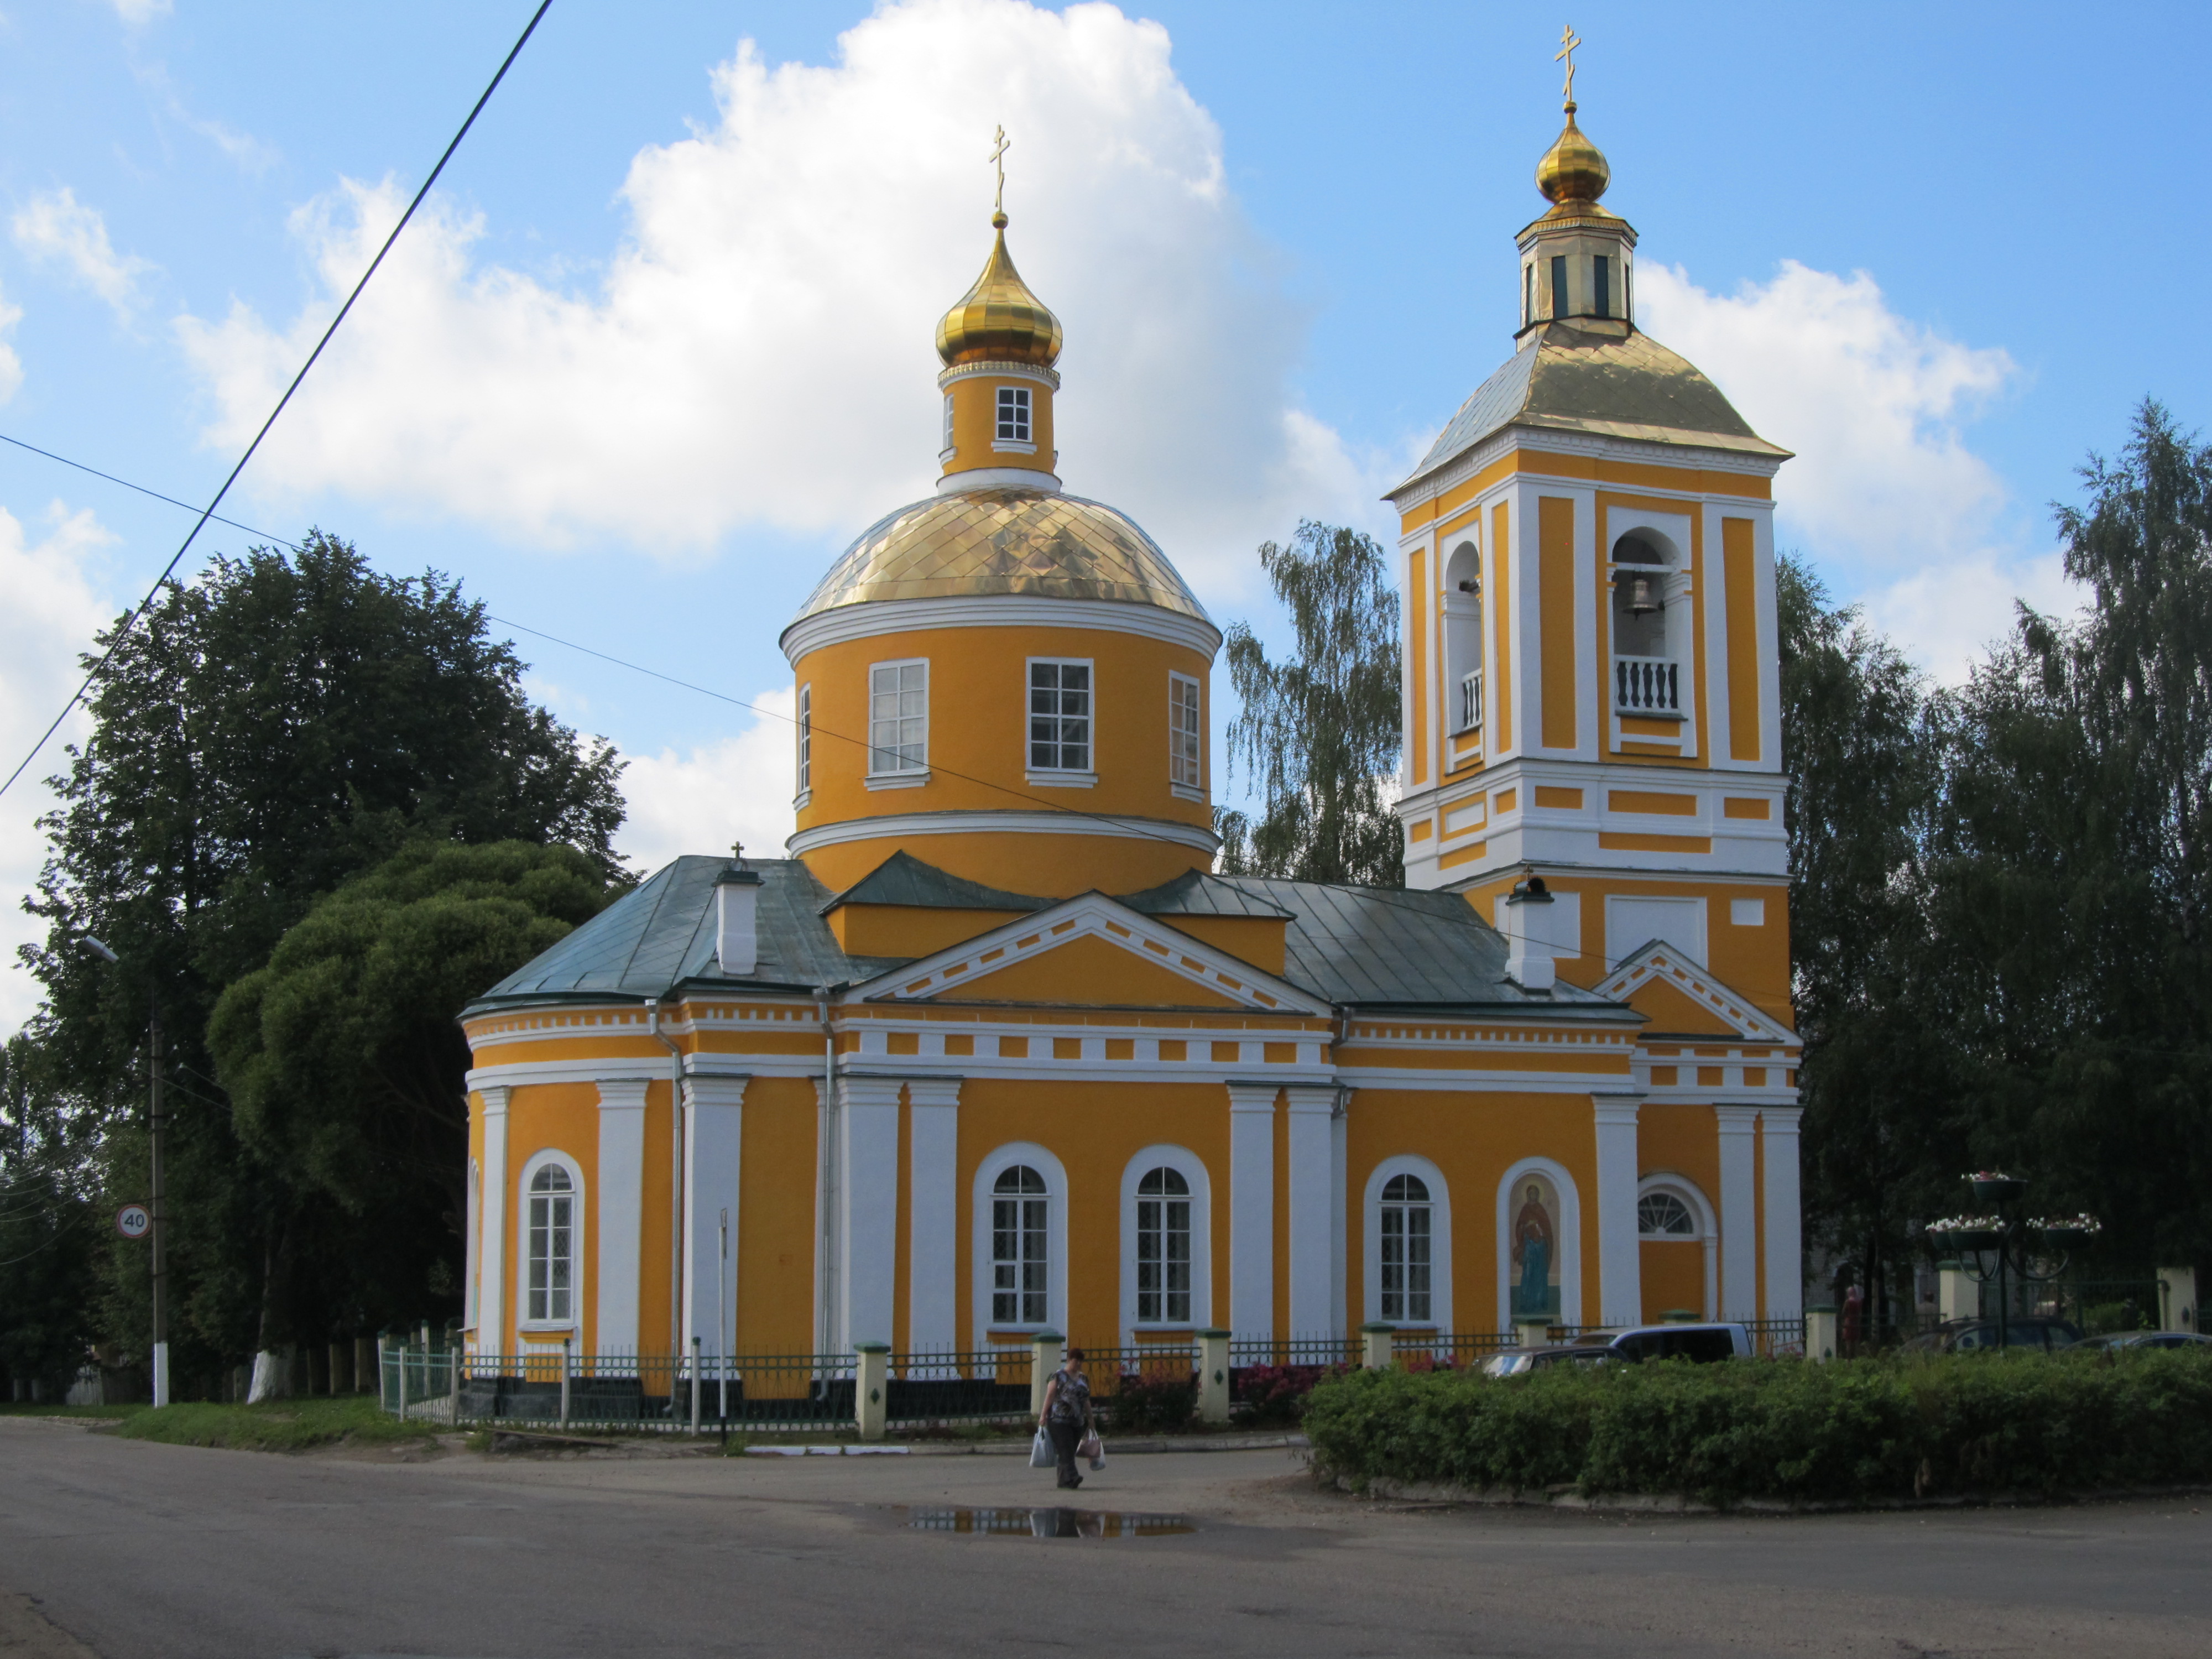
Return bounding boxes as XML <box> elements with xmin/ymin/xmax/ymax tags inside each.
<box><xmin>1898</xmin><ymin>1317</ymin><xmax>2082</xmax><ymax>1353</ymax></box>
<box><xmin>1479</xmin><ymin>1345</ymin><xmax>1619</xmax><ymax>1378</ymax></box>
<box><xmin>2075</xmin><ymin>1330</ymin><xmax>2212</xmax><ymax>1352</ymax></box>
<box><xmin>1569</xmin><ymin>1322</ymin><xmax>1755</xmax><ymax>1363</ymax></box>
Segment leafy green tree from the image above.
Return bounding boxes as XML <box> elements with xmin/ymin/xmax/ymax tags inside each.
<box><xmin>208</xmin><ymin>839</ymin><xmax>618</xmax><ymax>1344</ymax></box>
<box><xmin>0</xmin><ymin>1035</ymin><xmax>100</xmax><ymax>1392</ymax></box>
<box><xmin>18</xmin><ymin>532</ymin><xmax>626</xmax><ymax>1378</ymax></box>
<box><xmin>1217</xmin><ymin>520</ymin><xmax>1404</xmax><ymax>887</ymax></box>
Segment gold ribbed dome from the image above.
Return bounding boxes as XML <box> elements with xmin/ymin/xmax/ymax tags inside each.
<box><xmin>1535</xmin><ymin>106</ymin><xmax>1611</xmax><ymax>205</ymax></box>
<box><xmin>935</xmin><ymin>213</ymin><xmax>1063</xmax><ymax>368</ymax></box>
<box><xmin>787</xmin><ymin>488</ymin><xmax>1211</xmax><ymax>626</ymax></box>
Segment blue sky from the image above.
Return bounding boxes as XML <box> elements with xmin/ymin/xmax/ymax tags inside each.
<box><xmin>1</xmin><ymin>0</ymin><xmax>2204</xmax><ymax>1030</ymax></box>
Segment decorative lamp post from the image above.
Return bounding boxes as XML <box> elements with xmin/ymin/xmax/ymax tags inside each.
<box><xmin>1922</xmin><ymin>1172</ymin><xmax>2101</xmax><ymax>1348</ymax></box>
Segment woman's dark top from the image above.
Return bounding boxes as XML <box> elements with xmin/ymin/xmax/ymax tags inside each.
<box><xmin>1046</xmin><ymin>1368</ymin><xmax>1091</xmax><ymax>1426</ymax></box>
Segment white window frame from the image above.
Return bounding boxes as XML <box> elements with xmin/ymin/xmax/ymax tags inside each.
<box><xmin>1168</xmin><ymin>671</ymin><xmax>1203</xmax><ymax>798</ymax></box>
<box><xmin>517</xmin><ymin>1148</ymin><xmax>585</xmax><ymax>1333</ymax></box>
<box><xmin>1495</xmin><ymin>1156</ymin><xmax>1582</xmax><ymax>1331</ymax></box>
<box><xmin>867</xmin><ymin>658</ymin><xmax>928</xmax><ymax>778</ymax></box>
<box><xmin>940</xmin><ymin>392</ymin><xmax>956</xmax><ymax>461</ymax></box>
<box><xmin>1026</xmin><ymin>657</ymin><xmax>1094</xmax><ymax>778</ymax></box>
<box><xmin>972</xmin><ymin>1142</ymin><xmax>1067</xmax><ymax>1339</ymax></box>
<box><xmin>1637</xmin><ymin>1172</ymin><xmax>1718</xmax><ymax>1322</ymax></box>
<box><xmin>795</xmin><ymin>681</ymin><xmax>812</xmax><ymax>804</ymax></box>
<box><xmin>994</xmin><ymin>384</ymin><xmax>1032</xmax><ymax>448</ymax></box>
<box><xmin>1119</xmin><ymin>1145</ymin><xmax>1212</xmax><ymax>1336</ymax></box>
<box><xmin>1363</xmin><ymin>1155</ymin><xmax>1451</xmax><ymax>1331</ymax></box>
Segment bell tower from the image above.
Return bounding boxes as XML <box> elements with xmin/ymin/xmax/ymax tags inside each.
<box><xmin>1385</xmin><ymin>50</ymin><xmax>1796</xmax><ymax>1029</ymax></box>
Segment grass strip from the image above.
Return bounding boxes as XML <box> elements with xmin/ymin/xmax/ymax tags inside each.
<box><xmin>112</xmin><ymin>1395</ymin><xmax>440</xmax><ymax>1452</ymax></box>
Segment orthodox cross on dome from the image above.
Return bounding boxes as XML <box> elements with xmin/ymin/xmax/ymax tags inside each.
<box><xmin>990</xmin><ymin>125</ymin><xmax>1011</xmax><ymax>220</ymax></box>
<box><xmin>1555</xmin><ymin>23</ymin><xmax>1583</xmax><ymax>109</ymax></box>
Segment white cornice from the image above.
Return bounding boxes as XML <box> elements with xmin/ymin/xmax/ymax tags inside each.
<box><xmin>1390</xmin><ymin>423</ymin><xmax>1786</xmax><ymax>518</ymax></box>
<box><xmin>937</xmin><ymin>359</ymin><xmax>1061</xmax><ymax>391</ymax></box>
<box><xmin>782</xmin><ymin>594</ymin><xmax>1220</xmax><ymax>664</ymax></box>
<box><xmin>786</xmin><ymin>808</ymin><xmax>1218</xmax><ymax>858</ymax></box>
<box><xmin>937</xmin><ymin>465</ymin><xmax>1062</xmax><ymax>494</ymax></box>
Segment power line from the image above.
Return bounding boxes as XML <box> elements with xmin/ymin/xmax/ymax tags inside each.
<box><xmin>0</xmin><ymin>433</ymin><xmax>291</xmax><ymax>549</ymax></box>
<box><xmin>0</xmin><ymin>0</ymin><xmax>554</xmax><ymax>805</ymax></box>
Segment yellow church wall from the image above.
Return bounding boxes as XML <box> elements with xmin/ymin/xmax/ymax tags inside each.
<box><xmin>1538</xmin><ymin>496</ymin><xmax>1578</xmax><ymax>750</ymax></box>
<box><xmin>1135</xmin><ymin>913</ymin><xmax>1287</xmax><ymax>976</ymax></box>
<box><xmin>1636</xmin><ymin>1103</ymin><xmax>1724</xmax><ymax>1225</ymax></box>
<box><xmin>801</xmin><ymin>828</ymin><xmax>1205</xmax><ymax>899</ymax></box>
<box><xmin>1640</xmin><ymin>1241</ymin><xmax>1704</xmax><ymax>1321</ymax></box>
<box><xmin>498</xmin><ymin>1082</ymin><xmax>605</xmax><ymax>1356</ymax></box>
<box><xmin>791</xmin><ymin>623</ymin><xmax>1213</xmax><ymax>834</ymax></box>
<box><xmin>827</xmin><ymin>904</ymin><xmax>1032</xmax><ymax>958</ymax></box>
<box><xmin>952</xmin><ymin>1078</ymin><xmax>1232</xmax><ymax>1349</ymax></box>
<box><xmin>1722</xmin><ymin>517</ymin><xmax>1763</xmax><ymax>763</ymax></box>
<box><xmin>1345</xmin><ymin>1089</ymin><xmax>1600</xmax><ymax>1332</ymax></box>
<box><xmin>638</xmin><ymin>1079</ymin><xmax>678</xmax><ymax>1360</ymax></box>
<box><xmin>941</xmin><ymin>371</ymin><xmax>1056</xmax><ymax>482</ymax></box>
<box><xmin>934</xmin><ymin>931</ymin><xmax>1251</xmax><ymax>1008</ymax></box>
<box><xmin>736</xmin><ymin>1077</ymin><xmax>820</xmax><ymax>1357</ymax></box>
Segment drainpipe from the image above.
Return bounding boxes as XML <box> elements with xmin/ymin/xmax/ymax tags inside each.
<box><xmin>647</xmin><ymin>998</ymin><xmax>684</xmax><ymax>1361</ymax></box>
<box><xmin>816</xmin><ymin>985</ymin><xmax>838</xmax><ymax>1355</ymax></box>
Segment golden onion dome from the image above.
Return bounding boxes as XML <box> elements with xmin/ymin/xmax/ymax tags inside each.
<box><xmin>1535</xmin><ymin>105</ymin><xmax>1611</xmax><ymax>205</ymax></box>
<box><xmin>935</xmin><ymin>213</ymin><xmax>1064</xmax><ymax>368</ymax></box>
<box><xmin>787</xmin><ymin>488</ymin><xmax>1212</xmax><ymax>630</ymax></box>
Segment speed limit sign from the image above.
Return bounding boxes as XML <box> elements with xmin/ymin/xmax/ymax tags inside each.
<box><xmin>114</xmin><ymin>1203</ymin><xmax>150</xmax><ymax>1240</ymax></box>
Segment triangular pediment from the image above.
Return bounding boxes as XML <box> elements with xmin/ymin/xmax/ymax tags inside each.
<box><xmin>854</xmin><ymin>893</ymin><xmax>1329</xmax><ymax>1014</ymax></box>
<box><xmin>1593</xmin><ymin>942</ymin><xmax>1797</xmax><ymax>1048</ymax></box>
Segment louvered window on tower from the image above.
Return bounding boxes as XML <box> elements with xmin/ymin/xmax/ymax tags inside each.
<box><xmin>1593</xmin><ymin>255</ymin><xmax>1611</xmax><ymax>319</ymax></box>
<box><xmin>1550</xmin><ymin>254</ymin><xmax>1569</xmax><ymax>319</ymax></box>
<box><xmin>1029</xmin><ymin>660</ymin><xmax>1092</xmax><ymax>771</ymax></box>
<box><xmin>997</xmin><ymin>385</ymin><xmax>1031</xmax><ymax>442</ymax></box>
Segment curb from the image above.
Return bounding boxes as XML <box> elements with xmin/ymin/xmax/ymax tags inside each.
<box><xmin>1333</xmin><ymin>1472</ymin><xmax>2212</xmax><ymax>1515</ymax></box>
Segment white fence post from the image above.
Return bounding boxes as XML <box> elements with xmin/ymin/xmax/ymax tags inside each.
<box><xmin>560</xmin><ymin>1337</ymin><xmax>571</xmax><ymax>1428</ymax></box>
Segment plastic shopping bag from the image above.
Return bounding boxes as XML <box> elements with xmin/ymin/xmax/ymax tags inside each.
<box><xmin>1080</xmin><ymin>1431</ymin><xmax>1104</xmax><ymax>1471</ymax></box>
<box><xmin>1030</xmin><ymin>1428</ymin><xmax>1055</xmax><ymax>1469</ymax></box>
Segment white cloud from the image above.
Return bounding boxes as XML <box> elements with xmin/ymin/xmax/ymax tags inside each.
<box><xmin>0</xmin><ymin>505</ymin><xmax>117</xmax><ymax>1037</ymax></box>
<box><xmin>106</xmin><ymin>0</ymin><xmax>173</xmax><ymax>23</ymax></box>
<box><xmin>11</xmin><ymin>188</ymin><xmax>156</xmax><ymax>320</ymax></box>
<box><xmin>0</xmin><ymin>283</ymin><xmax>22</xmax><ymax>404</ymax></box>
<box><xmin>1637</xmin><ymin>259</ymin><xmax>2067</xmax><ymax>681</ymax></box>
<box><xmin>613</xmin><ymin>687</ymin><xmax>799</xmax><ymax>878</ymax></box>
<box><xmin>133</xmin><ymin>62</ymin><xmax>280</xmax><ymax>174</ymax></box>
<box><xmin>173</xmin><ymin>0</ymin><xmax>1368</xmax><ymax>597</ymax></box>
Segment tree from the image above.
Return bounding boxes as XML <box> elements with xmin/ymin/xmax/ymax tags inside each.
<box><xmin>207</xmin><ymin>839</ymin><xmax>618</xmax><ymax>1347</ymax></box>
<box><xmin>0</xmin><ymin>1035</ymin><xmax>100</xmax><ymax>1394</ymax></box>
<box><xmin>17</xmin><ymin>532</ymin><xmax>627</xmax><ymax>1381</ymax></box>
<box><xmin>1217</xmin><ymin>521</ymin><xmax>1404</xmax><ymax>888</ymax></box>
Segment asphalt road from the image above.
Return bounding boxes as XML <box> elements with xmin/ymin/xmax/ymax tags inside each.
<box><xmin>2</xmin><ymin>1417</ymin><xmax>2208</xmax><ymax>1658</ymax></box>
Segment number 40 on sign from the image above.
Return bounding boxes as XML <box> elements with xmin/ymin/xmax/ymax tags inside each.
<box><xmin>114</xmin><ymin>1203</ymin><xmax>150</xmax><ymax>1240</ymax></box>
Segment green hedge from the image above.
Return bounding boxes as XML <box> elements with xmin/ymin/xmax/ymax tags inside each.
<box><xmin>1301</xmin><ymin>1350</ymin><xmax>2212</xmax><ymax>1506</ymax></box>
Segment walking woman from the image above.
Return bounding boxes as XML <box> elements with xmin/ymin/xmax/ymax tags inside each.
<box><xmin>1038</xmin><ymin>1348</ymin><xmax>1093</xmax><ymax>1490</ymax></box>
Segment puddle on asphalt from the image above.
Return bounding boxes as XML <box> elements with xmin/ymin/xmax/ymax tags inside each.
<box><xmin>903</xmin><ymin>1506</ymin><xmax>1196</xmax><ymax>1538</ymax></box>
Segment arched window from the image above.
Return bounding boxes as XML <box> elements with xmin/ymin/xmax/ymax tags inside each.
<box><xmin>1610</xmin><ymin>530</ymin><xmax>1676</xmax><ymax>712</ymax></box>
<box><xmin>1443</xmin><ymin>541</ymin><xmax>1484</xmax><ymax>734</ymax></box>
<box><xmin>1638</xmin><ymin>1191</ymin><xmax>1696</xmax><ymax>1236</ymax></box>
<box><xmin>1134</xmin><ymin>1167</ymin><xmax>1192</xmax><ymax>1324</ymax></box>
<box><xmin>1379</xmin><ymin>1173</ymin><xmax>1432</xmax><ymax>1323</ymax></box>
<box><xmin>526</xmin><ymin>1165</ymin><xmax>575</xmax><ymax>1324</ymax></box>
<box><xmin>992</xmin><ymin>1165</ymin><xmax>1049</xmax><ymax>1325</ymax></box>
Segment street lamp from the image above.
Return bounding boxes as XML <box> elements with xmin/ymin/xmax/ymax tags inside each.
<box><xmin>81</xmin><ymin>935</ymin><xmax>168</xmax><ymax>1409</ymax></box>
<box><xmin>1923</xmin><ymin>1171</ymin><xmax>2100</xmax><ymax>1348</ymax></box>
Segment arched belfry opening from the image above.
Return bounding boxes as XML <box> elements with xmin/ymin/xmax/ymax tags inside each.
<box><xmin>1443</xmin><ymin>540</ymin><xmax>1484</xmax><ymax>733</ymax></box>
<box><xmin>1610</xmin><ymin>530</ymin><xmax>1677</xmax><ymax>712</ymax></box>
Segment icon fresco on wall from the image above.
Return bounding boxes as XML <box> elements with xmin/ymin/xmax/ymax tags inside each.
<box><xmin>1510</xmin><ymin>1175</ymin><xmax>1562</xmax><ymax>1319</ymax></box>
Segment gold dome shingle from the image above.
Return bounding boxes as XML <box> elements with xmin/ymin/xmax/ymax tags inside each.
<box><xmin>789</xmin><ymin>489</ymin><xmax>1212</xmax><ymax>625</ymax></box>
<box><xmin>935</xmin><ymin>215</ymin><xmax>1063</xmax><ymax>368</ymax></box>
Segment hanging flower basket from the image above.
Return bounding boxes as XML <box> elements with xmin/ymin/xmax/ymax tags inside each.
<box><xmin>1968</xmin><ymin>1172</ymin><xmax>2027</xmax><ymax>1204</ymax></box>
<box><xmin>2033</xmin><ymin>1214</ymin><xmax>2102</xmax><ymax>1249</ymax></box>
<box><xmin>1925</xmin><ymin>1215</ymin><xmax>2004</xmax><ymax>1253</ymax></box>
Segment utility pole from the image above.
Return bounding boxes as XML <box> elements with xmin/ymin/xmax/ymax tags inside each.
<box><xmin>149</xmin><ymin>1003</ymin><xmax>169</xmax><ymax>1408</ymax></box>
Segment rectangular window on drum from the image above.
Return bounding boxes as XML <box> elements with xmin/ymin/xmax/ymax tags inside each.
<box><xmin>1523</xmin><ymin>264</ymin><xmax>1533</xmax><ymax>326</ymax></box>
<box><xmin>997</xmin><ymin>385</ymin><xmax>1031</xmax><ymax>442</ymax></box>
<box><xmin>869</xmin><ymin>660</ymin><xmax>928</xmax><ymax>774</ymax></box>
<box><xmin>1550</xmin><ymin>255</ymin><xmax>1569</xmax><ymax>319</ymax></box>
<box><xmin>796</xmin><ymin>683</ymin><xmax>811</xmax><ymax>794</ymax></box>
<box><xmin>1169</xmin><ymin>672</ymin><xmax>1202</xmax><ymax>789</ymax></box>
<box><xmin>1593</xmin><ymin>254</ymin><xmax>1610</xmax><ymax>319</ymax></box>
<box><xmin>1029</xmin><ymin>659</ymin><xmax>1092</xmax><ymax>771</ymax></box>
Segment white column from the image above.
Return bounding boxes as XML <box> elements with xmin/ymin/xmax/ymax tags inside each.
<box><xmin>1284</xmin><ymin>1086</ymin><xmax>1338</xmax><ymax>1337</ymax></box>
<box><xmin>594</xmin><ymin>1079</ymin><xmax>649</xmax><ymax>1360</ymax></box>
<box><xmin>838</xmin><ymin>1076</ymin><xmax>902</xmax><ymax>1349</ymax></box>
<box><xmin>1593</xmin><ymin>1096</ymin><xmax>1643</xmax><ymax>1327</ymax></box>
<box><xmin>1331</xmin><ymin>1097</ymin><xmax>1349</xmax><ymax>1337</ymax></box>
<box><xmin>1759</xmin><ymin>1106</ymin><xmax>1804</xmax><ymax>1322</ymax></box>
<box><xmin>1227</xmin><ymin>1083</ymin><xmax>1277</xmax><ymax>1341</ymax></box>
<box><xmin>905</xmin><ymin>1077</ymin><xmax>962</xmax><ymax>1357</ymax></box>
<box><xmin>681</xmin><ymin>1076</ymin><xmax>747</xmax><ymax>1361</ymax></box>
<box><xmin>477</xmin><ymin>1088</ymin><xmax>510</xmax><ymax>1359</ymax></box>
<box><xmin>1714</xmin><ymin>1105</ymin><xmax>1761</xmax><ymax>1320</ymax></box>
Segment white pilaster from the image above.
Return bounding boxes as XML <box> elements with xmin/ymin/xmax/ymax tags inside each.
<box><xmin>906</xmin><ymin>1077</ymin><xmax>962</xmax><ymax>1355</ymax></box>
<box><xmin>594</xmin><ymin>1079</ymin><xmax>649</xmax><ymax>1359</ymax></box>
<box><xmin>1715</xmin><ymin>1105</ymin><xmax>1761</xmax><ymax>1320</ymax></box>
<box><xmin>1331</xmin><ymin>1097</ymin><xmax>1349</xmax><ymax>1338</ymax></box>
<box><xmin>477</xmin><ymin>1087</ymin><xmax>509</xmax><ymax>1359</ymax></box>
<box><xmin>1284</xmin><ymin>1086</ymin><xmax>1339</xmax><ymax>1337</ymax></box>
<box><xmin>681</xmin><ymin>1076</ymin><xmax>747</xmax><ymax>1361</ymax></box>
<box><xmin>1593</xmin><ymin>1096</ymin><xmax>1643</xmax><ymax>1326</ymax></box>
<box><xmin>1226</xmin><ymin>1083</ymin><xmax>1277</xmax><ymax>1341</ymax></box>
<box><xmin>1759</xmin><ymin>1106</ymin><xmax>1804</xmax><ymax>1322</ymax></box>
<box><xmin>838</xmin><ymin>1076</ymin><xmax>903</xmax><ymax>1349</ymax></box>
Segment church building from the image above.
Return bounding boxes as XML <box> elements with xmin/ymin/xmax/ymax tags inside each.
<box><xmin>458</xmin><ymin>76</ymin><xmax>1803</xmax><ymax>1373</ymax></box>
